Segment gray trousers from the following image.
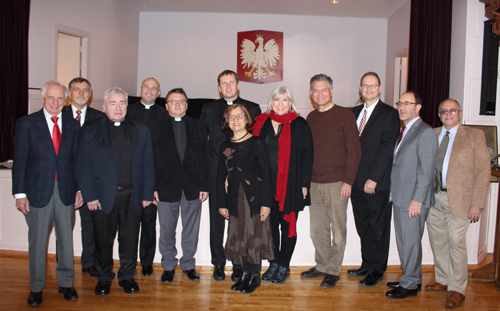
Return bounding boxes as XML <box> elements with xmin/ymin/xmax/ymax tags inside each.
<box><xmin>158</xmin><ymin>192</ymin><xmax>201</xmax><ymax>271</ymax></box>
<box><xmin>393</xmin><ymin>204</ymin><xmax>429</xmax><ymax>290</ymax></box>
<box><xmin>25</xmin><ymin>182</ymin><xmax>75</xmax><ymax>292</ymax></box>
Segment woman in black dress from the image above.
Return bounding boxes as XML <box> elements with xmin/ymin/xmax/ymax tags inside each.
<box><xmin>216</xmin><ymin>104</ymin><xmax>273</xmax><ymax>294</ymax></box>
<box><xmin>252</xmin><ymin>86</ymin><xmax>314</xmax><ymax>284</ymax></box>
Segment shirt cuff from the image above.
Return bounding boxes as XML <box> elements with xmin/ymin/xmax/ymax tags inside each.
<box><xmin>14</xmin><ymin>193</ymin><xmax>27</xmax><ymax>199</ymax></box>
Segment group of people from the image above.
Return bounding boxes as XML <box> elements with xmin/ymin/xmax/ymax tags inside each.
<box><xmin>12</xmin><ymin>69</ymin><xmax>490</xmax><ymax>309</ymax></box>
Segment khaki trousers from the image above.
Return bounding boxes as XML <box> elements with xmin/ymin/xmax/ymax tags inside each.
<box><xmin>309</xmin><ymin>182</ymin><xmax>348</xmax><ymax>275</ymax></box>
<box><xmin>427</xmin><ymin>191</ymin><xmax>470</xmax><ymax>295</ymax></box>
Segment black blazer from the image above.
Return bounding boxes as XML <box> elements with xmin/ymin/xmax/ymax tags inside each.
<box><xmin>12</xmin><ymin>109</ymin><xmax>80</xmax><ymax>207</ymax></box>
<box><xmin>200</xmin><ymin>97</ymin><xmax>261</xmax><ymax>160</ymax></box>
<box><xmin>351</xmin><ymin>101</ymin><xmax>400</xmax><ymax>191</ymax></box>
<box><xmin>126</xmin><ymin>102</ymin><xmax>168</xmax><ymax>126</ymax></box>
<box><xmin>62</xmin><ymin>104</ymin><xmax>104</xmax><ymax>125</ymax></box>
<box><xmin>75</xmin><ymin>117</ymin><xmax>155</xmax><ymax>216</ymax></box>
<box><xmin>152</xmin><ymin>114</ymin><xmax>210</xmax><ymax>202</ymax></box>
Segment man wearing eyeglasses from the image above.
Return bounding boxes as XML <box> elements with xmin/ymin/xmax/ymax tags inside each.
<box><xmin>349</xmin><ymin>72</ymin><xmax>400</xmax><ymax>287</ymax></box>
<box><xmin>200</xmin><ymin>70</ymin><xmax>261</xmax><ymax>281</ymax></box>
<box><xmin>127</xmin><ymin>77</ymin><xmax>166</xmax><ymax>277</ymax></box>
<box><xmin>152</xmin><ymin>88</ymin><xmax>209</xmax><ymax>283</ymax></box>
<box><xmin>386</xmin><ymin>91</ymin><xmax>438</xmax><ymax>299</ymax></box>
<box><xmin>425</xmin><ymin>99</ymin><xmax>490</xmax><ymax>308</ymax></box>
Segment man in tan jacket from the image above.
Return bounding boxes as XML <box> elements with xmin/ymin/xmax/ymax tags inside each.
<box><xmin>426</xmin><ymin>99</ymin><xmax>491</xmax><ymax>308</ymax></box>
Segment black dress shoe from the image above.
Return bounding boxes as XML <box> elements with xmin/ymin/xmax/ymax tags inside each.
<box><xmin>262</xmin><ymin>263</ymin><xmax>278</xmax><ymax>282</ymax></box>
<box><xmin>183</xmin><ymin>269</ymin><xmax>200</xmax><ymax>281</ymax></box>
<box><xmin>300</xmin><ymin>267</ymin><xmax>327</xmax><ymax>279</ymax></box>
<box><xmin>58</xmin><ymin>287</ymin><xmax>78</xmax><ymax>300</ymax></box>
<box><xmin>387</xmin><ymin>281</ymin><xmax>421</xmax><ymax>291</ymax></box>
<box><xmin>347</xmin><ymin>266</ymin><xmax>368</xmax><ymax>277</ymax></box>
<box><xmin>385</xmin><ymin>286</ymin><xmax>418</xmax><ymax>299</ymax></box>
<box><xmin>82</xmin><ymin>266</ymin><xmax>97</xmax><ymax>277</ymax></box>
<box><xmin>161</xmin><ymin>270</ymin><xmax>175</xmax><ymax>283</ymax></box>
<box><xmin>142</xmin><ymin>265</ymin><xmax>153</xmax><ymax>276</ymax></box>
<box><xmin>240</xmin><ymin>275</ymin><xmax>261</xmax><ymax>294</ymax></box>
<box><xmin>94</xmin><ymin>281</ymin><xmax>111</xmax><ymax>296</ymax></box>
<box><xmin>118</xmin><ymin>278</ymin><xmax>140</xmax><ymax>294</ymax></box>
<box><xmin>231</xmin><ymin>265</ymin><xmax>243</xmax><ymax>282</ymax></box>
<box><xmin>213</xmin><ymin>264</ymin><xmax>225</xmax><ymax>281</ymax></box>
<box><xmin>27</xmin><ymin>291</ymin><xmax>42</xmax><ymax>306</ymax></box>
<box><xmin>272</xmin><ymin>266</ymin><xmax>290</xmax><ymax>284</ymax></box>
<box><xmin>359</xmin><ymin>270</ymin><xmax>384</xmax><ymax>287</ymax></box>
<box><xmin>320</xmin><ymin>274</ymin><xmax>340</xmax><ymax>288</ymax></box>
<box><xmin>231</xmin><ymin>272</ymin><xmax>250</xmax><ymax>291</ymax></box>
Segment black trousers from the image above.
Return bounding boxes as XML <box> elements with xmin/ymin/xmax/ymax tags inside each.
<box><xmin>79</xmin><ymin>203</ymin><xmax>95</xmax><ymax>269</ymax></box>
<box><xmin>269</xmin><ymin>200</ymin><xmax>298</xmax><ymax>268</ymax></box>
<box><xmin>92</xmin><ymin>187</ymin><xmax>141</xmax><ymax>282</ymax></box>
<box><xmin>209</xmin><ymin>155</ymin><xmax>227</xmax><ymax>266</ymax></box>
<box><xmin>351</xmin><ymin>183</ymin><xmax>392</xmax><ymax>273</ymax></box>
<box><xmin>139</xmin><ymin>203</ymin><xmax>157</xmax><ymax>266</ymax></box>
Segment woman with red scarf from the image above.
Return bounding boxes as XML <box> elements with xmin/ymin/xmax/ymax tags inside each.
<box><xmin>253</xmin><ymin>86</ymin><xmax>314</xmax><ymax>284</ymax></box>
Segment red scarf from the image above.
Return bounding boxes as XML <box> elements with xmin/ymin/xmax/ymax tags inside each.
<box><xmin>253</xmin><ymin>111</ymin><xmax>298</xmax><ymax>237</ymax></box>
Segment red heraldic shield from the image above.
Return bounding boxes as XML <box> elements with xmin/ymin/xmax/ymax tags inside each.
<box><xmin>237</xmin><ymin>30</ymin><xmax>283</xmax><ymax>84</ymax></box>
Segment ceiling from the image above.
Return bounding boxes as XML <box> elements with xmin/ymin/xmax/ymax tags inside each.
<box><xmin>123</xmin><ymin>0</ymin><xmax>410</xmax><ymax>19</ymax></box>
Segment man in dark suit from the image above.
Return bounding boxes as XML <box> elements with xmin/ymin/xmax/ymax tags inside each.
<box><xmin>349</xmin><ymin>72</ymin><xmax>400</xmax><ymax>287</ymax></box>
<box><xmin>62</xmin><ymin>77</ymin><xmax>104</xmax><ymax>278</ymax></box>
<box><xmin>76</xmin><ymin>87</ymin><xmax>155</xmax><ymax>296</ymax></box>
<box><xmin>127</xmin><ymin>77</ymin><xmax>166</xmax><ymax>277</ymax></box>
<box><xmin>386</xmin><ymin>91</ymin><xmax>438</xmax><ymax>299</ymax></box>
<box><xmin>153</xmin><ymin>88</ymin><xmax>209</xmax><ymax>284</ymax></box>
<box><xmin>200</xmin><ymin>70</ymin><xmax>261</xmax><ymax>281</ymax></box>
<box><xmin>12</xmin><ymin>80</ymin><xmax>82</xmax><ymax>306</ymax></box>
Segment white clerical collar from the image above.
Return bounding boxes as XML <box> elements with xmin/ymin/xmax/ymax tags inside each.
<box><xmin>141</xmin><ymin>103</ymin><xmax>155</xmax><ymax>109</ymax></box>
<box><xmin>175</xmin><ymin>117</ymin><xmax>182</xmax><ymax>121</ymax></box>
<box><xmin>114</xmin><ymin>122</ymin><xmax>121</xmax><ymax>126</ymax></box>
<box><xmin>227</xmin><ymin>101</ymin><xmax>233</xmax><ymax>105</ymax></box>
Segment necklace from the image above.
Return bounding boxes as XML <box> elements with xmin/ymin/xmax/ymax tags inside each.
<box><xmin>231</xmin><ymin>131</ymin><xmax>249</xmax><ymax>142</ymax></box>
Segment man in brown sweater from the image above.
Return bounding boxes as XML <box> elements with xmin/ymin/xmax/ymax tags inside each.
<box><xmin>301</xmin><ymin>74</ymin><xmax>361</xmax><ymax>288</ymax></box>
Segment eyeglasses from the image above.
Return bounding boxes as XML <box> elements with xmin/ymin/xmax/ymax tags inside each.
<box><xmin>361</xmin><ymin>84</ymin><xmax>380</xmax><ymax>90</ymax></box>
<box><xmin>395</xmin><ymin>101</ymin><xmax>416</xmax><ymax>107</ymax></box>
<box><xmin>227</xmin><ymin>113</ymin><xmax>246</xmax><ymax>121</ymax></box>
<box><xmin>439</xmin><ymin>109</ymin><xmax>461</xmax><ymax>115</ymax></box>
<box><xmin>167</xmin><ymin>99</ymin><xmax>187</xmax><ymax>105</ymax></box>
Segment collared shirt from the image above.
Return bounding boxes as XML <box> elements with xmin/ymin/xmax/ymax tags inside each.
<box><xmin>70</xmin><ymin>104</ymin><xmax>87</xmax><ymax>126</ymax></box>
<box><xmin>394</xmin><ymin>116</ymin><xmax>421</xmax><ymax>155</ymax></box>
<box><xmin>438</xmin><ymin>124</ymin><xmax>459</xmax><ymax>187</ymax></box>
<box><xmin>356</xmin><ymin>99</ymin><xmax>379</xmax><ymax>128</ymax></box>
<box><xmin>141</xmin><ymin>102</ymin><xmax>155</xmax><ymax>110</ymax></box>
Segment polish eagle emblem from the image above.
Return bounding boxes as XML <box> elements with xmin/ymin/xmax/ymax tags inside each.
<box><xmin>240</xmin><ymin>34</ymin><xmax>280</xmax><ymax>80</ymax></box>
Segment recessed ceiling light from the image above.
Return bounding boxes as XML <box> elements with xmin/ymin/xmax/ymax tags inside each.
<box><xmin>331</xmin><ymin>0</ymin><xmax>339</xmax><ymax>4</ymax></box>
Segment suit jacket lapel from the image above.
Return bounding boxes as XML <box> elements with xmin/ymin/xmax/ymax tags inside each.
<box><xmin>99</xmin><ymin>118</ymin><xmax>117</xmax><ymax>169</ymax></box>
<box><xmin>361</xmin><ymin>103</ymin><xmax>381</xmax><ymax>135</ymax></box>
<box><xmin>394</xmin><ymin>118</ymin><xmax>422</xmax><ymax>162</ymax></box>
<box><xmin>59</xmin><ymin>114</ymin><xmax>72</xmax><ymax>153</ymax></box>
<box><xmin>36</xmin><ymin>110</ymin><xmax>57</xmax><ymax>155</ymax></box>
<box><xmin>128</xmin><ymin>120</ymin><xmax>140</xmax><ymax>176</ymax></box>
<box><xmin>448</xmin><ymin>124</ymin><xmax>465</xmax><ymax>168</ymax></box>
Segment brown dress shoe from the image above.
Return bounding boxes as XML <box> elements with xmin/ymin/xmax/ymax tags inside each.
<box><xmin>445</xmin><ymin>291</ymin><xmax>465</xmax><ymax>308</ymax></box>
<box><xmin>425</xmin><ymin>282</ymin><xmax>447</xmax><ymax>291</ymax></box>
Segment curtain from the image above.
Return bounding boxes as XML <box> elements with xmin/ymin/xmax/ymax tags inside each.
<box><xmin>407</xmin><ymin>0</ymin><xmax>453</xmax><ymax>128</ymax></box>
<box><xmin>0</xmin><ymin>0</ymin><xmax>30</xmax><ymax>161</ymax></box>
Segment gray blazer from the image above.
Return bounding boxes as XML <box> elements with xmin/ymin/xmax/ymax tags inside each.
<box><xmin>390</xmin><ymin>118</ymin><xmax>438</xmax><ymax>209</ymax></box>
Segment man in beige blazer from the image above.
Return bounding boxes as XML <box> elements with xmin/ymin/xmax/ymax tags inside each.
<box><xmin>426</xmin><ymin>99</ymin><xmax>490</xmax><ymax>308</ymax></box>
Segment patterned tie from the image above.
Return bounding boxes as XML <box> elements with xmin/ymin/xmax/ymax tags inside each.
<box><xmin>51</xmin><ymin>116</ymin><xmax>61</xmax><ymax>181</ymax></box>
<box><xmin>358</xmin><ymin>110</ymin><xmax>367</xmax><ymax>136</ymax></box>
<box><xmin>75</xmin><ymin>110</ymin><xmax>82</xmax><ymax>122</ymax></box>
<box><xmin>396</xmin><ymin>125</ymin><xmax>406</xmax><ymax>146</ymax></box>
<box><xmin>434</xmin><ymin>131</ymin><xmax>450</xmax><ymax>193</ymax></box>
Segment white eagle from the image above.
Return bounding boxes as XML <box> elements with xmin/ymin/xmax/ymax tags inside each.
<box><xmin>240</xmin><ymin>35</ymin><xmax>280</xmax><ymax>80</ymax></box>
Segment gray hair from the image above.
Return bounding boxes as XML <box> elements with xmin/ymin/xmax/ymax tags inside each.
<box><xmin>41</xmin><ymin>80</ymin><xmax>68</xmax><ymax>98</ymax></box>
<box><xmin>104</xmin><ymin>87</ymin><xmax>128</xmax><ymax>104</ymax></box>
<box><xmin>310</xmin><ymin>74</ymin><xmax>333</xmax><ymax>90</ymax></box>
<box><xmin>266</xmin><ymin>86</ymin><xmax>300</xmax><ymax>115</ymax></box>
<box><xmin>438</xmin><ymin>98</ymin><xmax>462</xmax><ymax>112</ymax></box>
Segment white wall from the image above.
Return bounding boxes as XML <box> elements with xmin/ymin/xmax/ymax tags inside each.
<box><xmin>137</xmin><ymin>12</ymin><xmax>388</xmax><ymax>113</ymax></box>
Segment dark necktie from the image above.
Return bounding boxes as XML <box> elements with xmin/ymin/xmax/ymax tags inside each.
<box><xmin>358</xmin><ymin>110</ymin><xmax>367</xmax><ymax>136</ymax></box>
<box><xmin>396</xmin><ymin>125</ymin><xmax>406</xmax><ymax>146</ymax></box>
<box><xmin>75</xmin><ymin>110</ymin><xmax>82</xmax><ymax>122</ymax></box>
<box><xmin>434</xmin><ymin>131</ymin><xmax>450</xmax><ymax>193</ymax></box>
<box><xmin>51</xmin><ymin>116</ymin><xmax>61</xmax><ymax>181</ymax></box>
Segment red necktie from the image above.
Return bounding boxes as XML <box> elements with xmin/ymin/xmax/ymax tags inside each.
<box><xmin>51</xmin><ymin>116</ymin><xmax>61</xmax><ymax>181</ymax></box>
<box><xmin>358</xmin><ymin>110</ymin><xmax>367</xmax><ymax>136</ymax></box>
<box><xmin>396</xmin><ymin>125</ymin><xmax>406</xmax><ymax>146</ymax></box>
<box><xmin>75</xmin><ymin>110</ymin><xmax>82</xmax><ymax>122</ymax></box>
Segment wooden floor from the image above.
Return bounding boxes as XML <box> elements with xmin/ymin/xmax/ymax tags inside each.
<box><xmin>1</xmin><ymin>251</ymin><xmax>499</xmax><ymax>310</ymax></box>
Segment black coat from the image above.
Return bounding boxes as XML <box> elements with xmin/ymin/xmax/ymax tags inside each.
<box><xmin>62</xmin><ymin>104</ymin><xmax>104</xmax><ymax>124</ymax></box>
<box><xmin>256</xmin><ymin>116</ymin><xmax>314</xmax><ymax>213</ymax></box>
<box><xmin>351</xmin><ymin>101</ymin><xmax>400</xmax><ymax>191</ymax></box>
<box><xmin>151</xmin><ymin>114</ymin><xmax>210</xmax><ymax>202</ymax></box>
